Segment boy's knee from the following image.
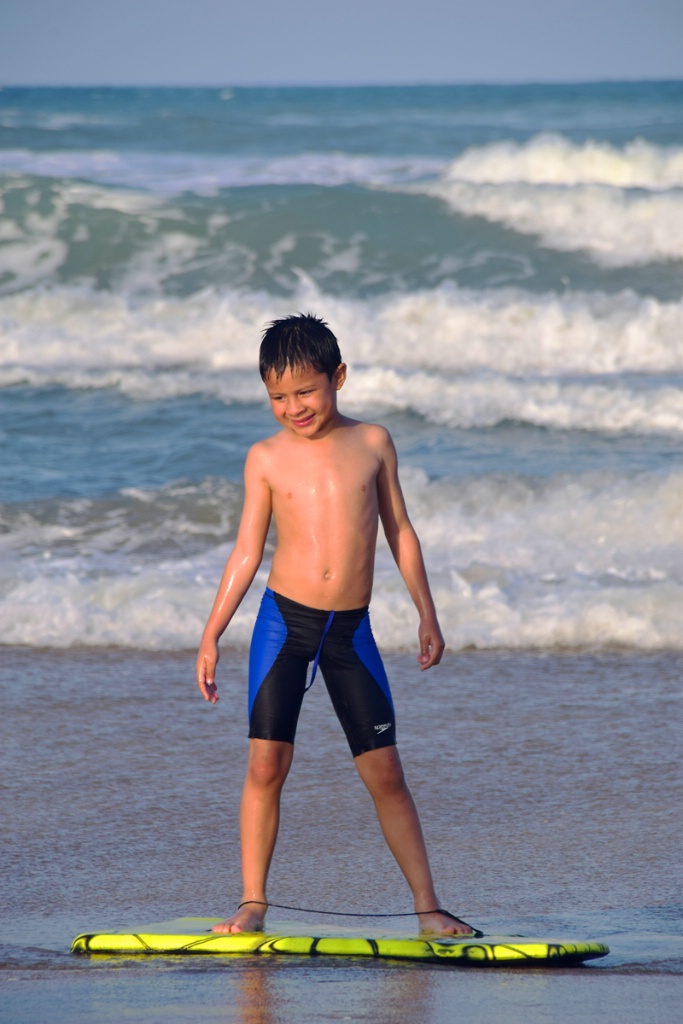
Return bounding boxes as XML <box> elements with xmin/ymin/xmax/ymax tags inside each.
<box><xmin>356</xmin><ymin>746</ymin><xmax>406</xmax><ymax>796</ymax></box>
<box><xmin>246</xmin><ymin>741</ymin><xmax>292</xmax><ymax>789</ymax></box>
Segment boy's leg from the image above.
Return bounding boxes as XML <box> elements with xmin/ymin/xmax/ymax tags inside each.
<box><xmin>212</xmin><ymin>738</ymin><xmax>293</xmax><ymax>934</ymax></box>
<box><xmin>354</xmin><ymin>745</ymin><xmax>475</xmax><ymax>936</ymax></box>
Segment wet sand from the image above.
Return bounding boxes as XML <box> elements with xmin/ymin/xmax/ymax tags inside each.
<box><xmin>1</xmin><ymin>647</ymin><xmax>681</xmax><ymax>1022</ymax></box>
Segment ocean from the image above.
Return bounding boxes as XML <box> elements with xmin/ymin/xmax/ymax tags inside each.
<box><xmin>1</xmin><ymin>83</ymin><xmax>682</xmax><ymax>1022</ymax></box>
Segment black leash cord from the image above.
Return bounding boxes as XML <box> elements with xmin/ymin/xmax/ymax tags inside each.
<box><xmin>238</xmin><ymin>900</ymin><xmax>437</xmax><ymax>918</ymax></box>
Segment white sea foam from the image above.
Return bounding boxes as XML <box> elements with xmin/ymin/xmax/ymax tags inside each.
<box><xmin>2</xmin><ymin>136</ymin><xmax>681</xmax><ymax>192</ymax></box>
<box><xmin>0</xmin><ymin>479</ymin><xmax>264</xmax><ymax>648</ymax></box>
<box><xmin>422</xmin><ymin>179</ymin><xmax>683</xmax><ymax>267</ymax></box>
<box><xmin>322</xmin><ymin>286</ymin><xmax>683</xmax><ymax>376</ymax></box>
<box><xmin>375</xmin><ymin>466</ymin><xmax>683</xmax><ymax>650</ymax></box>
<box><xmin>3</xmin><ymin>285</ymin><xmax>683</xmax><ymax>430</ymax></box>
<box><xmin>1</xmin><ymin>469</ymin><xmax>682</xmax><ymax>650</ymax></box>
<box><xmin>347</xmin><ymin>369</ymin><xmax>683</xmax><ymax>435</ymax></box>
<box><xmin>0</xmin><ymin>235</ymin><xmax>68</xmax><ymax>290</ymax></box>
<box><xmin>404</xmin><ymin>136</ymin><xmax>683</xmax><ymax>267</ymax></box>
<box><xmin>442</xmin><ymin>136</ymin><xmax>683</xmax><ymax>190</ymax></box>
<box><xmin>0</xmin><ymin>149</ymin><xmax>443</xmax><ymax>194</ymax></box>
<box><xmin>374</xmin><ymin>465</ymin><xmax>683</xmax><ymax>650</ymax></box>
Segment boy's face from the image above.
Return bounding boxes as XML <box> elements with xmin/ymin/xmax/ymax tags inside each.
<box><xmin>264</xmin><ymin>362</ymin><xmax>346</xmax><ymax>439</ymax></box>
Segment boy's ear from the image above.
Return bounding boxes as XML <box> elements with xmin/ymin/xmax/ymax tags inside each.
<box><xmin>334</xmin><ymin>363</ymin><xmax>347</xmax><ymax>390</ymax></box>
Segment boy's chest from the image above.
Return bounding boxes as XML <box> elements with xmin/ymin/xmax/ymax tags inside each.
<box><xmin>267</xmin><ymin>444</ymin><xmax>380</xmax><ymax>502</ymax></box>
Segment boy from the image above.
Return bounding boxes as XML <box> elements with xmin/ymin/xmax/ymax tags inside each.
<box><xmin>196</xmin><ymin>314</ymin><xmax>477</xmax><ymax>937</ymax></box>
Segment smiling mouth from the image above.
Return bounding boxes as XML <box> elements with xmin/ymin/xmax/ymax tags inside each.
<box><xmin>291</xmin><ymin>414</ymin><xmax>314</xmax><ymax>426</ymax></box>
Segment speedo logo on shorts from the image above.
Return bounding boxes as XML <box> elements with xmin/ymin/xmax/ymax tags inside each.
<box><xmin>374</xmin><ymin>722</ymin><xmax>392</xmax><ymax>734</ymax></box>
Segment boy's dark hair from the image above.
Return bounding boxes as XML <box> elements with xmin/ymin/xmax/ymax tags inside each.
<box><xmin>259</xmin><ymin>313</ymin><xmax>342</xmax><ymax>381</ymax></box>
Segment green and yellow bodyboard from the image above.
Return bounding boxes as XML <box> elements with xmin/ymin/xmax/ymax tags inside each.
<box><xmin>72</xmin><ymin>917</ymin><xmax>609</xmax><ymax>966</ymax></box>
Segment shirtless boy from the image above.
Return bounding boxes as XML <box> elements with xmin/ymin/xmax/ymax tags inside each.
<box><xmin>196</xmin><ymin>314</ymin><xmax>478</xmax><ymax>937</ymax></box>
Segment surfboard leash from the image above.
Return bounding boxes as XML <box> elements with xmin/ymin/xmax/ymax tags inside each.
<box><xmin>238</xmin><ymin>900</ymin><xmax>453</xmax><ymax>918</ymax></box>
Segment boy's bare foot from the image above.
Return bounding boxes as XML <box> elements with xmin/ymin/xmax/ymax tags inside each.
<box><xmin>211</xmin><ymin>901</ymin><xmax>267</xmax><ymax>934</ymax></box>
<box><xmin>418</xmin><ymin>908</ymin><xmax>482</xmax><ymax>937</ymax></box>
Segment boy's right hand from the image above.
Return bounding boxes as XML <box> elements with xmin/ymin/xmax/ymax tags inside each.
<box><xmin>196</xmin><ymin>639</ymin><xmax>220</xmax><ymax>704</ymax></box>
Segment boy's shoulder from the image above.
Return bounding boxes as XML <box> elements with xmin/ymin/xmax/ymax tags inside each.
<box><xmin>353</xmin><ymin>420</ymin><xmax>394</xmax><ymax>455</ymax></box>
<box><xmin>349</xmin><ymin>419</ymin><xmax>395</xmax><ymax>453</ymax></box>
<box><xmin>335</xmin><ymin>416</ymin><xmax>392</xmax><ymax>442</ymax></box>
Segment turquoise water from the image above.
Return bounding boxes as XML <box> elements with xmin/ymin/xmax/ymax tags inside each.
<box><xmin>2</xmin><ymin>83</ymin><xmax>683</xmax><ymax>650</ymax></box>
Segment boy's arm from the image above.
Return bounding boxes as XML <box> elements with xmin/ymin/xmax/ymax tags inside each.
<box><xmin>196</xmin><ymin>445</ymin><xmax>272</xmax><ymax>703</ymax></box>
<box><xmin>376</xmin><ymin>428</ymin><xmax>445</xmax><ymax>671</ymax></box>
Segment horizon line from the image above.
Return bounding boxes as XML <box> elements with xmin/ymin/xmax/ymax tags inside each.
<box><xmin>1</xmin><ymin>77</ymin><xmax>681</xmax><ymax>90</ymax></box>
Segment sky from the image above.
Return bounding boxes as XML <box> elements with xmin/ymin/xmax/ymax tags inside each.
<box><xmin>0</xmin><ymin>0</ymin><xmax>681</xmax><ymax>86</ymax></box>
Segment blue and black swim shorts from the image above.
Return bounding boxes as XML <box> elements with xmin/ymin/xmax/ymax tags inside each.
<box><xmin>248</xmin><ymin>588</ymin><xmax>396</xmax><ymax>757</ymax></box>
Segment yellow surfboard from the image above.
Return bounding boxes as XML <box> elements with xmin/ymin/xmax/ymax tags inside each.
<box><xmin>72</xmin><ymin>917</ymin><xmax>609</xmax><ymax>967</ymax></box>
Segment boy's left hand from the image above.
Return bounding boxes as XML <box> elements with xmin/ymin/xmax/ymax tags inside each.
<box><xmin>417</xmin><ymin>619</ymin><xmax>445</xmax><ymax>670</ymax></box>
<box><xmin>196</xmin><ymin>639</ymin><xmax>220</xmax><ymax>704</ymax></box>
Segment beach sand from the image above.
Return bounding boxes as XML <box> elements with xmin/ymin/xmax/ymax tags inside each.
<box><xmin>1</xmin><ymin>647</ymin><xmax>681</xmax><ymax>1023</ymax></box>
